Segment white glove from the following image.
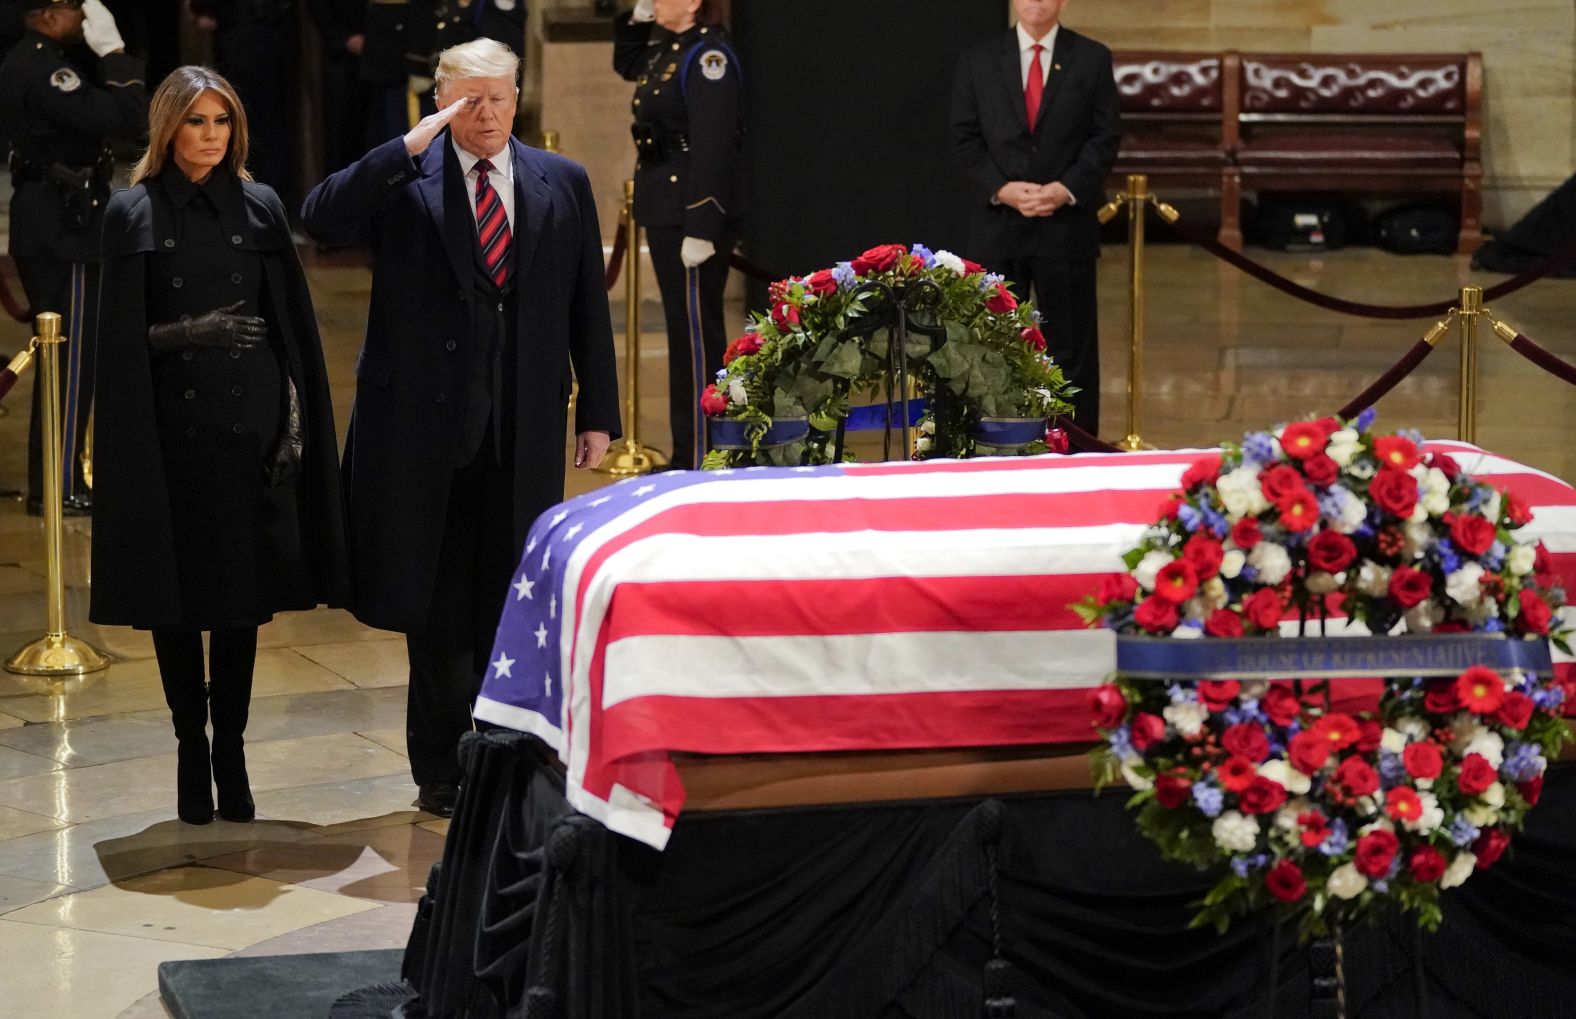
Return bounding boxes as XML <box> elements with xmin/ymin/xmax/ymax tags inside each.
<box><xmin>632</xmin><ymin>0</ymin><xmax>655</xmax><ymax>22</ymax></box>
<box><xmin>680</xmin><ymin>237</ymin><xmax>716</xmax><ymax>268</ymax></box>
<box><xmin>81</xmin><ymin>0</ymin><xmax>126</xmax><ymax>57</ymax></box>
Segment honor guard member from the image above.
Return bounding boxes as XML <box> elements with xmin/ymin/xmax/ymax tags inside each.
<box><xmin>432</xmin><ymin>0</ymin><xmax>525</xmax><ymax>51</ymax></box>
<box><xmin>361</xmin><ymin>0</ymin><xmax>438</xmax><ymax>143</ymax></box>
<box><xmin>0</xmin><ymin>0</ymin><xmax>147</xmax><ymax>514</ymax></box>
<box><xmin>615</xmin><ymin>0</ymin><xmax>742</xmax><ymax>470</ymax></box>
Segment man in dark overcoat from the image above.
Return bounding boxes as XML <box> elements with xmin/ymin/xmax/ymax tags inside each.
<box><xmin>301</xmin><ymin>37</ymin><xmax>620</xmax><ymax>816</ymax></box>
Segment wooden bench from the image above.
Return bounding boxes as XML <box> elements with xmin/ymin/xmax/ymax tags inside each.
<box><xmin>1110</xmin><ymin>50</ymin><xmax>1233</xmax><ymax>195</ymax></box>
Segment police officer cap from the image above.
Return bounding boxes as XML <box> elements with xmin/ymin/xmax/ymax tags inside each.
<box><xmin>20</xmin><ymin>0</ymin><xmax>84</xmax><ymax>10</ymax></box>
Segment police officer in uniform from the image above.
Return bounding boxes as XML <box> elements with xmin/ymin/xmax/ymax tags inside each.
<box><xmin>0</xmin><ymin>0</ymin><xmax>146</xmax><ymax>513</ymax></box>
<box><xmin>614</xmin><ymin>0</ymin><xmax>742</xmax><ymax>470</ymax></box>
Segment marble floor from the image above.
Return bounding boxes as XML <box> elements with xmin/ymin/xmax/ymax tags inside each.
<box><xmin>0</xmin><ymin>223</ymin><xmax>1573</xmax><ymax>1015</ymax></box>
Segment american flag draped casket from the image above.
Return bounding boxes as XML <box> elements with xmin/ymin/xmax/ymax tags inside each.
<box><xmin>473</xmin><ymin>444</ymin><xmax>1576</xmax><ymax>850</ymax></box>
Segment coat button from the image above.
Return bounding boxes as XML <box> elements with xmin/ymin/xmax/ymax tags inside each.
<box><xmin>183</xmin><ymin>388</ymin><xmax>196</xmax><ymax>400</ymax></box>
<box><xmin>184</xmin><ymin>426</ymin><xmax>197</xmax><ymax>438</ymax></box>
<box><xmin>231</xmin><ymin>272</ymin><xmax>243</xmax><ymax>284</ymax></box>
<box><xmin>163</xmin><ymin>239</ymin><xmax>175</xmax><ymax>248</ymax></box>
<box><xmin>445</xmin><ymin>339</ymin><xmax>457</xmax><ymax>351</ymax></box>
<box><xmin>232</xmin><ymin>422</ymin><xmax>244</xmax><ymax>434</ymax></box>
<box><xmin>171</xmin><ymin>277</ymin><xmax>183</xmax><ymax>288</ymax></box>
<box><xmin>229</xmin><ymin>348</ymin><xmax>242</xmax><ymax>359</ymax></box>
<box><xmin>231</xmin><ymin>234</ymin><xmax>243</xmax><ymax>245</ymax></box>
<box><xmin>231</xmin><ymin>384</ymin><xmax>243</xmax><ymax>396</ymax></box>
<box><xmin>435</xmin><ymin>392</ymin><xmax>446</xmax><ymax>404</ymax></box>
<box><xmin>181</xmin><ymin>350</ymin><xmax>194</xmax><ymax>361</ymax></box>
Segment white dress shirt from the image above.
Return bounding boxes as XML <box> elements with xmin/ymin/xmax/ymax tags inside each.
<box><xmin>452</xmin><ymin>136</ymin><xmax>516</xmax><ymax>232</ymax></box>
<box><xmin>1017</xmin><ymin>21</ymin><xmax>1059</xmax><ymax>89</ymax></box>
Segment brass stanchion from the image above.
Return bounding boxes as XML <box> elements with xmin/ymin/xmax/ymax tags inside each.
<box><xmin>541</xmin><ymin>129</ymin><xmax>560</xmax><ymax>154</ymax></box>
<box><xmin>6</xmin><ymin>312</ymin><xmax>108</xmax><ymax>677</ymax></box>
<box><xmin>596</xmin><ymin>179</ymin><xmax>668</xmax><ymax>475</ymax></box>
<box><xmin>1096</xmin><ymin>173</ymin><xmax>1177</xmax><ymax>451</ymax></box>
<box><xmin>1456</xmin><ymin>286</ymin><xmax>1482</xmax><ymax>443</ymax></box>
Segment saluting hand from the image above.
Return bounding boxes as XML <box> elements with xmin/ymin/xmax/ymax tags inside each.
<box><xmin>403</xmin><ymin>97</ymin><xmax>474</xmax><ymax>158</ymax></box>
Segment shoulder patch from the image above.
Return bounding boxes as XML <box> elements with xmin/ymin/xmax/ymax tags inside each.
<box><xmin>49</xmin><ymin>67</ymin><xmax>81</xmax><ymax>93</ymax></box>
<box><xmin>698</xmin><ymin>49</ymin><xmax>728</xmax><ymax>82</ymax></box>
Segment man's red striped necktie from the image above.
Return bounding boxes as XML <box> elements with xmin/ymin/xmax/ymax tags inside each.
<box><xmin>473</xmin><ymin>158</ymin><xmax>512</xmax><ymax>288</ymax></box>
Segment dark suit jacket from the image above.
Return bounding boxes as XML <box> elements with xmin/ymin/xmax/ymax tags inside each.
<box><xmin>951</xmin><ymin>26</ymin><xmax>1121</xmax><ymax>262</ymax></box>
<box><xmin>300</xmin><ymin>133</ymin><xmax>621</xmax><ymax>633</ymax></box>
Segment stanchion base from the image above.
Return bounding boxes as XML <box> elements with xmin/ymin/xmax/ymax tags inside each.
<box><xmin>5</xmin><ymin>633</ymin><xmax>111</xmax><ymax>676</ymax></box>
<box><xmin>594</xmin><ymin>442</ymin><xmax>670</xmax><ymax>477</ymax></box>
<box><xmin>1118</xmin><ymin>434</ymin><xmax>1154</xmax><ymax>452</ymax></box>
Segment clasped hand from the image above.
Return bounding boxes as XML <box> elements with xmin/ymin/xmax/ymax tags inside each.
<box><xmin>149</xmin><ymin>301</ymin><xmax>267</xmax><ymax>353</ymax></box>
<box><xmin>997</xmin><ymin>181</ymin><xmax>1073</xmax><ymax>218</ymax></box>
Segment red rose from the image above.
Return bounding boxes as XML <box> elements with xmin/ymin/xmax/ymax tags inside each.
<box><xmin>770</xmin><ymin>301</ymin><xmax>801</xmax><ymax>331</ymax></box>
<box><xmin>1370</xmin><ymin>467</ymin><xmax>1419</xmax><ymax>519</ymax></box>
<box><xmin>1517</xmin><ymin>589</ymin><xmax>1553</xmax><ymax>635</ymax></box>
<box><xmin>1184</xmin><ymin>534</ymin><xmax>1225</xmax><ymax>580</ymax></box>
<box><xmin>1409</xmin><ymin>844</ymin><xmax>1447</xmax><ymax>883</ymax></box>
<box><xmin>1243</xmin><ymin>588</ymin><xmax>1284</xmax><ymax>631</ymax></box>
<box><xmin>1388</xmin><ymin>565</ymin><xmax>1433</xmax><ymax>609</ymax></box>
<box><xmin>1280</xmin><ymin>421</ymin><xmax>1328</xmax><ymax>460</ymax></box>
<box><xmin>699</xmin><ymin>384</ymin><xmax>729</xmax><ymax>416</ymax></box>
<box><xmin>1130</xmin><ymin>712</ymin><xmax>1166</xmax><ymax>751</ymax></box>
<box><xmin>1302</xmin><ymin>453</ymin><xmax>1340</xmax><ymax>487</ymax></box>
<box><xmin>1088</xmin><ymin>684</ymin><xmax>1128</xmax><ymax>729</ymax></box>
<box><xmin>1222</xmin><ymin>723</ymin><xmax>1271</xmax><ymax>763</ymax></box>
<box><xmin>1204</xmin><ymin>609</ymin><xmax>1244</xmax><ymax>638</ymax></box>
<box><xmin>803</xmin><ymin>268</ymin><xmax>838</xmax><ymax>296</ymax></box>
<box><xmin>1097</xmin><ymin>574</ymin><xmax>1139</xmax><ymax>604</ymax></box>
<box><xmin>1429</xmin><ymin>452</ymin><xmax>1460</xmax><ymax>481</ymax></box>
<box><xmin>1455</xmin><ymin>666</ymin><xmax>1506</xmax><ymax>715</ymax></box>
<box><xmin>1299</xmin><ymin>811</ymin><xmax>1331</xmax><ymax>848</ymax></box>
<box><xmin>1264</xmin><ymin>686</ymin><xmax>1301</xmax><ymax>727</ymax></box>
<box><xmin>1181</xmin><ymin>454</ymin><xmax>1222</xmax><ymax>492</ymax></box>
<box><xmin>1159</xmin><ymin>493</ymin><xmax>1183</xmax><ymax>520</ymax></box>
<box><xmin>1230</xmin><ymin>518</ymin><xmax>1263</xmax><ymax>550</ymax></box>
<box><xmin>1457</xmin><ymin>754</ymin><xmax>1497</xmax><ymax>796</ymax></box>
<box><xmin>1333</xmin><ymin>756</ymin><xmax>1379</xmax><ymax>798</ymax></box>
<box><xmin>1354</xmin><ymin>829</ymin><xmax>1401</xmax><ymax>878</ymax></box>
<box><xmin>1496</xmin><ymin>691</ymin><xmax>1534</xmax><ymax>731</ymax></box>
<box><xmin>1289</xmin><ymin>731</ymin><xmax>1332</xmax><ymax>775</ymax></box>
<box><xmin>1260</xmin><ymin>464</ymin><xmax>1305</xmax><ymax>504</ymax></box>
<box><xmin>1155</xmin><ymin>769</ymin><xmax>1193</xmax><ymax>809</ymax></box>
<box><xmin>849</xmin><ymin>243</ymin><xmax>906</xmax><ymax>275</ymax></box>
<box><xmin>1312</xmin><ymin>713</ymin><xmax>1361</xmax><ymax>751</ymax></box>
<box><xmin>959</xmin><ymin>257</ymin><xmax>986</xmax><ymax>276</ymax></box>
<box><xmin>1276</xmin><ymin>488</ymin><xmax>1319</xmax><ymax>532</ymax></box>
<box><xmin>1152</xmin><ymin>560</ymin><xmax>1200</xmax><ymax>605</ymax></box>
<box><xmin>1504</xmin><ymin>490</ymin><xmax>1533</xmax><ymax>527</ymax></box>
<box><xmin>1422</xmin><ymin>677</ymin><xmax>1462</xmax><ymax>714</ymax></box>
<box><xmin>1307</xmin><ymin>531</ymin><xmax>1358</xmax><ymax>574</ymax></box>
<box><xmin>1020</xmin><ymin>325</ymin><xmax>1047</xmax><ymax>351</ymax></box>
<box><xmin>1474</xmin><ymin>828</ymin><xmax>1510</xmax><ymax>868</ymax></box>
<box><xmin>1217</xmin><ymin>757</ymin><xmax>1258</xmax><ymax>793</ymax></box>
<box><xmin>985</xmin><ymin>283</ymin><xmax>1018</xmax><ymax>314</ymax></box>
<box><xmin>722</xmin><ymin>332</ymin><xmax>764</xmax><ymax>365</ymax></box>
<box><xmin>1314</xmin><ymin>416</ymin><xmax>1342</xmax><ymax>435</ymax></box>
<box><xmin>1385</xmin><ymin>785</ymin><xmax>1423</xmax><ymax>824</ymax></box>
<box><xmin>1045</xmin><ymin>427</ymin><xmax>1069</xmax><ymax>454</ymax></box>
<box><xmin>1449</xmin><ymin>513</ymin><xmax>1497</xmax><ymax>557</ymax></box>
<box><xmin>1198</xmin><ymin>679</ymin><xmax>1242</xmax><ymax>712</ymax></box>
<box><xmin>1134</xmin><ymin>596</ymin><xmax>1179</xmax><ymax>634</ymax></box>
<box><xmin>1238</xmin><ymin>776</ymin><xmax>1287</xmax><ymax>815</ymax></box>
<box><xmin>1356</xmin><ymin>719</ymin><xmax>1383</xmax><ymax>753</ymax></box>
<box><xmin>1374</xmin><ymin>435</ymin><xmax>1422</xmax><ymax>471</ymax></box>
<box><xmin>1533</xmin><ymin>542</ymin><xmax>1555</xmax><ymax>587</ymax></box>
<box><xmin>1519</xmin><ymin>774</ymin><xmax>1544</xmax><ymax>806</ymax></box>
<box><xmin>1264</xmin><ymin>859</ymin><xmax>1307</xmax><ymax>903</ymax></box>
<box><xmin>1402</xmin><ymin>742</ymin><xmax>1444</xmax><ymax>780</ymax></box>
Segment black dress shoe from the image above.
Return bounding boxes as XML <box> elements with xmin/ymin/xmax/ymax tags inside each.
<box><xmin>25</xmin><ymin>493</ymin><xmax>92</xmax><ymax>517</ymax></box>
<box><xmin>417</xmin><ymin>781</ymin><xmax>459</xmax><ymax>818</ymax></box>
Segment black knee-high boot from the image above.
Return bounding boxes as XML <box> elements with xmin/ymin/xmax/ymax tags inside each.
<box><xmin>152</xmin><ymin>629</ymin><xmax>214</xmax><ymax>825</ymax></box>
<box><xmin>209</xmin><ymin>628</ymin><xmax>258</xmax><ymax>822</ymax></box>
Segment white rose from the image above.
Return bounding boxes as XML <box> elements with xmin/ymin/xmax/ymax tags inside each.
<box><xmin>920</xmin><ymin>418</ymin><xmax>937</xmax><ymax>435</ymax></box>
<box><xmin>1446</xmin><ymin>563</ymin><xmax>1486</xmax><ymax>606</ymax></box>
<box><xmin>1397</xmin><ymin>717</ymin><xmax>1430</xmax><ymax>742</ymax></box>
<box><xmin>1217</xmin><ymin>467</ymin><xmax>1269</xmax><ymax>518</ymax></box>
<box><xmin>1463</xmin><ymin>731</ymin><xmax>1505</xmax><ymax>768</ymax></box>
<box><xmin>1326</xmin><ymin>429</ymin><xmax>1361</xmax><ymax>467</ymax></box>
<box><xmin>1306</xmin><ymin>570</ymin><xmax>1342</xmax><ymax>594</ymax></box>
<box><xmin>1403</xmin><ymin>601</ymin><xmax>1444</xmax><ymax>634</ymax></box>
<box><xmin>1211</xmin><ymin>810</ymin><xmax>1261</xmax><ymax>853</ymax></box>
<box><xmin>1164</xmin><ymin>702</ymin><xmax>1209</xmax><ymax>738</ymax></box>
<box><xmin>728</xmin><ymin>379</ymin><xmax>747</xmax><ymax>405</ymax></box>
<box><xmin>1464</xmin><ymin>803</ymin><xmax>1500</xmax><ymax>827</ymax></box>
<box><xmin>1249</xmin><ymin>542</ymin><xmax>1292</xmax><ymax>586</ymax></box>
<box><xmin>1403</xmin><ymin>521</ymin><xmax>1432</xmax><ymax>559</ymax></box>
<box><xmin>1348</xmin><ymin>460</ymin><xmax>1376</xmax><ymax>480</ymax></box>
<box><xmin>1423</xmin><ymin>490</ymin><xmax>1450</xmax><ymax>517</ymax></box>
<box><xmin>915</xmin><ymin>436</ymin><xmax>933</xmax><ymax>453</ymax></box>
<box><xmin>1506</xmin><ymin>544</ymin><xmax>1536</xmax><ymax>576</ymax></box>
<box><xmin>1334</xmin><ymin>493</ymin><xmax>1368</xmax><ymax>534</ymax></box>
<box><xmin>1404</xmin><ymin>791</ymin><xmax>1444</xmax><ymax>834</ymax></box>
<box><xmin>1380</xmin><ymin>727</ymin><xmax>1408</xmax><ymax>754</ymax></box>
<box><xmin>1327</xmin><ymin>862</ymin><xmax>1368</xmax><ymax>899</ymax></box>
<box><xmin>1220</xmin><ymin>549</ymin><xmax>1246</xmax><ymax>579</ymax></box>
<box><xmin>1356</xmin><ymin>561</ymin><xmax>1392</xmax><ymax>598</ymax></box>
<box><xmin>1482</xmin><ymin>489</ymin><xmax>1502</xmax><ymax>524</ymax></box>
<box><xmin>1481</xmin><ymin>781</ymin><xmax>1505</xmax><ymax>809</ymax></box>
<box><xmin>1119</xmin><ymin>757</ymin><xmax>1153</xmax><ymax>791</ymax></box>
<box><xmin>1356</xmin><ymin>796</ymin><xmax>1382</xmax><ymax>819</ymax></box>
<box><xmin>1259</xmin><ymin>759</ymin><xmax>1311</xmax><ymax>795</ymax></box>
<box><xmin>1409</xmin><ymin>463</ymin><xmax>1430</xmax><ymax>483</ymax></box>
<box><xmin>1201</xmin><ymin>577</ymin><xmax>1228</xmax><ymax>611</ymax></box>
<box><xmin>1439</xmin><ymin>852</ymin><xmax>1477</xmax><ymax>889</ymax></box>
<box><xmin>1408</xmin><ymin>501</ymin><xmax>1429</xmax><ymax>525</ymax></box>
<box><xmin>932</xmin><ymin>249</ymin><xmax>965</xmax><ymax>275</ymax></box>
<box><xmin>1134</xmin><ymin>550</ymin><xmax>1174</xmax><ymax>592</ymax></box>
<box><xmin>1422</xmin><ymin>467</ymin><xmax>1450</xmax><ymax>496</ymax></box>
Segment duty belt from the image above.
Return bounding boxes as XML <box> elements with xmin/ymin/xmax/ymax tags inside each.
<box><xmin>631</xmin><ymin>125</ymin><xmax>688</xmax><ymax>164</ymax></box>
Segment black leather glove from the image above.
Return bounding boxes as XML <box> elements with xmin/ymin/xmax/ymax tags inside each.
<box><xmin>147</xmin><ymin>301</ymin><xmax>267</xmax><ymax>353</ymax></box>
<box><xmin>264</xmin><ymin>376</ymin><xmax>304</xmax><ymax>487</ymax></box>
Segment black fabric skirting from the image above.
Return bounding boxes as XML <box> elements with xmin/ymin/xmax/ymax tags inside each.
<box><xmin>399</xmin><ymin>731</ymin><xmax>1576</xmax><ymax>1018</ymax></box>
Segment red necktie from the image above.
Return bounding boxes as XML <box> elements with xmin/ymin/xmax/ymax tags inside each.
<box><xmin>473</xmin><ymin>158</ymin><xmax>512</xmax><ymax>288</ymax></box>
<box><xmin>1025</xmin><ymin>43</ymin><xmax>1045</xmax><ymax>128</ymax></box>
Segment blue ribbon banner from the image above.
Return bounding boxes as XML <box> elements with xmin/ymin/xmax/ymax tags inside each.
<box><xmin>1115</xmin><ymin>634</ymin><xmax>1554</xmax><ymax>681</ymax></box>
<box><xmin>708</xmin><ymin>416</ymin><xmax>809</xmax><ymax>450</ymax></box>
<box><xmin>844</xmin><ymin>398</ymin><xmax>928</xmax><ymax>432</ymax></box>
<box><xmin>971</xmin><ymin>417</ymin><xmax>1047</xmax><ymax>446</ymax></box>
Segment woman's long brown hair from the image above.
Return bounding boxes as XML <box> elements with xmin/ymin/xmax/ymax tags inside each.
<box><xmin>130</xmin><ymin>66</ymin><xmax>252</xmax><ymax>186</ymax></box>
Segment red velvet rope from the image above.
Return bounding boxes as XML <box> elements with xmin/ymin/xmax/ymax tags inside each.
<box><xmin>1336</xmin><ymin>337</ymin><xmax>1439</xmax><ymax>419</ymax></box>
<box><xmin>0</xmin><ymin>368</ymin><xmax>18</xmax><ymax>403</ymax></box>
<box><xmin>729</xmin><ymin>250</ymin><xmax>787</xmax><ymax>285</ymax></box>
<box><xmin>1051</xmin><ymin>414</ymin><xmax>1124</xmax><ymax>453</ymax></box>
<box><xmin>1508</xmin><ymin>333</ymin><xmax>1576</xmax><ymax>387</ymax></box>
<box><xmin>604</xmin><ymin>226</ymin><xmax>628</xmax><ymax>292</ymax></box>
<box><xmin>0</xmin><ymin>260</ymin><xmax>29</xmax><ymax>323</ymax></box>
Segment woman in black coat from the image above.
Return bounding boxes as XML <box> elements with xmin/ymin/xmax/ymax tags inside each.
<box><xmin>90</xmin><ymin>66</ymin><xmax>349</xmax><ymax>825</ymax></box>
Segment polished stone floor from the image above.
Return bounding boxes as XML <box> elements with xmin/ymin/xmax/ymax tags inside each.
<box><xmin>0</xmin><ymin>229</ymin><xmax>1573</xmax><ymax>1014</ymax></box>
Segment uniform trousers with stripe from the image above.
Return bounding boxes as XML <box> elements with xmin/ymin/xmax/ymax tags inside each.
<box><xmin>648</xmin><ymin>221</ymin><xmax>741</xmax><ymax>471</ymax></box>
<box><xmin>16</xmin><ymin>257</ymin><xmax>97</xmax><ymax>504</ymax></box>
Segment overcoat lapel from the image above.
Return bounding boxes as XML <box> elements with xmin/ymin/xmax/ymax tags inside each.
<box><xmin>508</xmin><ymin>137</ymin><xmax>552</xmax><ymax>285</ymax></box>
<box><xmin>998</xmin><ymin>31</ymin><xmax>1029</xmax><ymax>135</ymax></box>
<box><xmin>1033</xmin><ymin>28</ymin><xmax>1073</xmax><ymax>135</ymax></box>
<box><xmin>417</xmin><ymin>135</ymin><xmax>475</xmax><ymax>293</ymax></box>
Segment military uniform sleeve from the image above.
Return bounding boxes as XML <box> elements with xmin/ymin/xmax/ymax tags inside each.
<box><xmin>31</xmin><ymin>51</ymin><xmax>147</xmax><ymax>140</ymax></box>
<box><xmin>612</xmin><ymin>11</ymin><xmax>653</xmax><ymax>82</ymax></box>
<box><xmin>680</xmin><ymin>45</ymin><xmax>739</xmax><ymax>243</ymax></box>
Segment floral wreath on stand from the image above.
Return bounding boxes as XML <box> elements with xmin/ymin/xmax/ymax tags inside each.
<box><xmin>700</xmin><ymin>244</ymin><xmax>1073</xmax><ymax>468</ymax></box>
<box><xmin>1074</xmin><ymin>411</ymin><xmax>1571</xmax><ymax>937</ymax></box>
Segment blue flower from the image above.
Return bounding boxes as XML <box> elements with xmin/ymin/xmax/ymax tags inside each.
<box><xmin>715</xmin><ymin>369</ymin><xmax>727</xmax><ymax>380</ymax></box>
<box><xmin>1177</xmin><ymin>504</ymin><xmax>1204</xmax><ymax>533</ymax></box>
<box><xmin>1448</xmin><ymin>816</ymin><xmax>1481</xmax><ymax>847</ymax></box>
<box><xmin>832</xmin><ymin>262</ymin><xmax>857</xmax><ymax>291</ymax></box>
<box><xmin>1230</xmin><ymin>857</ymin><xmax>1252</xmax><ymax>877</ymax></box>
<box><xmin>1483</xmin><ymin>541</ymin><xmax>1507</xmax><ymax>570</ymax></box>
<box><xmin>1107</xmin><ymin>725</ymin><xmax>1134</xmax><ymax>759</ymax></box>
<box><xmin>1242</xmin><ymin>432</ymin><xmax>1278</xmax><ymax>465</ymax></box>
<box><xmin>1318</xmin><ymin>818</ymin><xmax>1349</xmax><ymax>856</ymax></box>
<box><xmin>1400</xmin><ymin>427</ymin><xmax>1425</xmax><ymax>446</ymax></box>
<box><xmin>1377</xmin><ymin>751</ymin><xmax>1407</xmax><ymax>789</ymax></box>
<box><xmin>911</xmin><ymin>243</ymin><xmax>935</xmax><ymax>267</ymax></box>
<box><xmin>1239</xmin><ymin>565</ymin><xmax>1259</xmax><ymax>584</ymax></box>
<box><xmin>981</xmin><ymin>272</ymin><xmax>1005</xmax><ymax>291</ymax></box>
<box><xmin>1167</xmin><ymin>683</ymin><xmax>1198</xmax><ymax>705</ymax></box>
<box><xmin>1476</xmin><ymin>618</ymin><xmax>1504</xmax><ymax>634</ymax></box>
<box><xmin>1502</xmin><ymin>742</ymin><xmax>1543</xmax><ymax>784</ymax></box>
<box><xmin>1355</xmin><ymin>407</ymin><xmax>1378</xmax><ymax>432</ymax></box>
<box><xmin>1193</xmin><ymin>782</ymin><xmax>1224</xmax><ymax>818</ymax></box>
<box><xmin>1435</xmin><ymin>539</ymin><xmax>1461</xmax><ymax>575</ymax></box>
<box><xmin>1370</xmin><ymin>879</ymin><xmax>1389</xmax><ymax>894</ymax></box>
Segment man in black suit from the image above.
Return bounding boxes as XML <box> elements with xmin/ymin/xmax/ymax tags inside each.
<box><xmin>301</xmin><ymin>38</ymin><xmax>620</xmax><ymax>816</ymax></box>
<box><xmin>951</xmin><ymin>0</ymin><xmax>1119</xmax><ymax>434</ymax></box>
